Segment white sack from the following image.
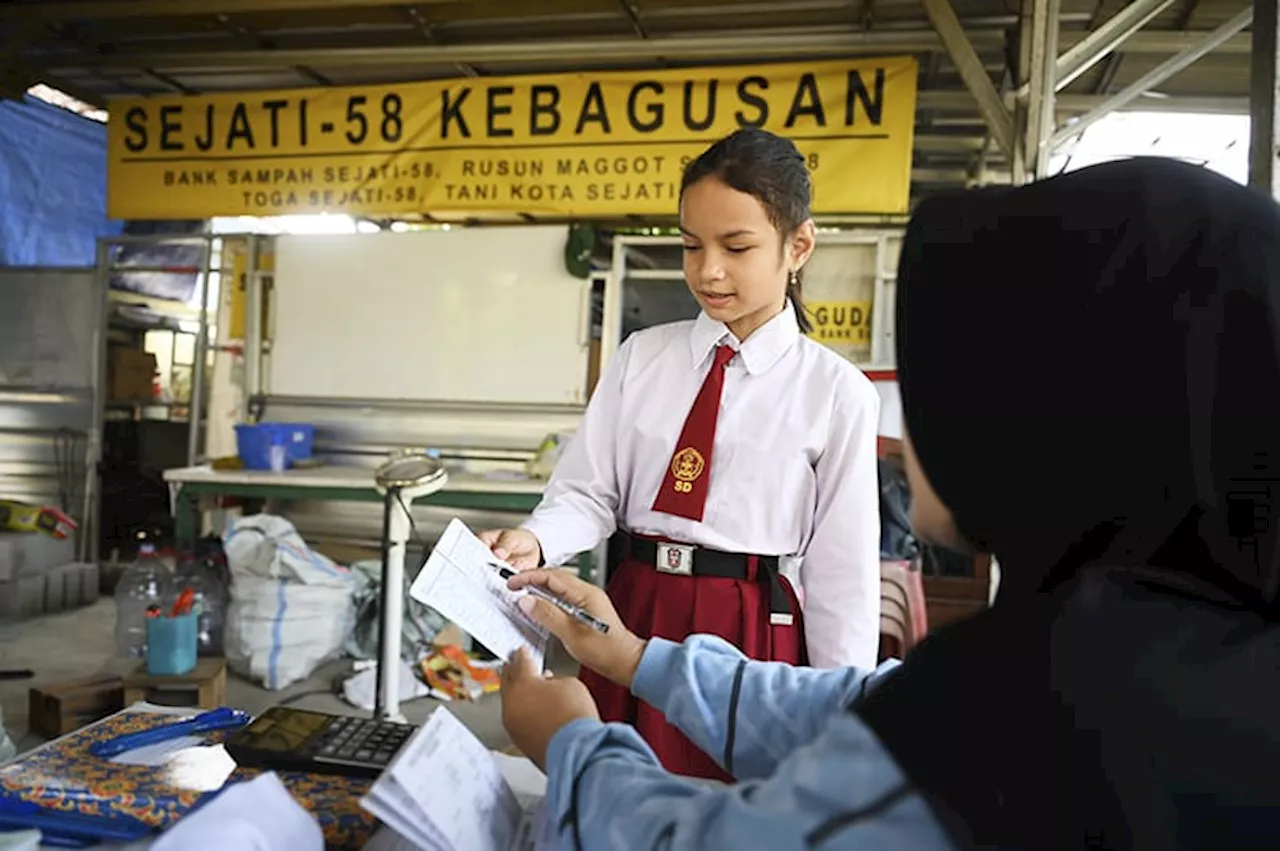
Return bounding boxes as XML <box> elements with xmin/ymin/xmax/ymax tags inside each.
<box><xmin>222</xmin><ymin>514</ymin><xmax>357</xmax><ymax>690</ymax></box>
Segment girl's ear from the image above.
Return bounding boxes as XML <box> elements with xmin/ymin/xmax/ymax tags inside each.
<box><xmin>790</xmin><ymin>219</ymin><xmax>817</xmax><ymax>270</ymax></box>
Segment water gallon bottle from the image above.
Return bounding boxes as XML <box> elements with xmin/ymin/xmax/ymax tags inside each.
<box><xmin>113</xmin><ymin>543</ymin><xmax>171</xmax><ymax>661</ymax></box>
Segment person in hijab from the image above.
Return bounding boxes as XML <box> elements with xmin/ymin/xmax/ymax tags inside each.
<box><xmin>497</xmin><ymin>156</ymin><xmax>1280</xmax><ymax>851</ymax></box>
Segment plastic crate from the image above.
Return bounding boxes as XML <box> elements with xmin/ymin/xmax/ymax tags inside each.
<box><xmin>234</xmin><ymin>423</ymin><xmax>316</xmax><ymax>471</ymax></box>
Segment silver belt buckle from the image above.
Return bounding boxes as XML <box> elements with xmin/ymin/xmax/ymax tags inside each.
<box><xmin>655</xmin><ymin>543</ymin><xmax>695</xmax><ymax>575</ymax></box>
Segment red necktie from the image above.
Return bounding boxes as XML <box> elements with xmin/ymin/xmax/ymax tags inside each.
<box><xmin>652</xmin><ymin>345</ymin><xmax>736</xmax><ymax>522</ymax></box>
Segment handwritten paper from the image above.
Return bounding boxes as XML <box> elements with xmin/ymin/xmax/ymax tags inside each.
<box><xmin>360</xmin><ymin>708</ymin><xmax>548</xmax><ymax>851</ymax></box>
<box><xmin>408</xmin><ymin>518</ymin><xmax>548</xmax><ymax>669</ymax></box>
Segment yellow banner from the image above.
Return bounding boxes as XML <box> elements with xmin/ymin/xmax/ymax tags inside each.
<box><xmin>107</xmin><ymin>57</ymin><xmax>917</xmax><ymax>220</ymax></box>
<box><xmin>806</xmin><ymin>300</ymin><xmax>873</xmax><ymax>346</ymax></box>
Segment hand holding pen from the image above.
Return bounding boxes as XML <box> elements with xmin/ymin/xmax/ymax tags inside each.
<box><xmin>501</xmin><ymin>568</ymin><xmax>650</xmax><ymax>691</ymax></box>
<box><xmin>489</xmin><ymin>563</ymin><xmax>610</xmax><ymax>634</ymax></box>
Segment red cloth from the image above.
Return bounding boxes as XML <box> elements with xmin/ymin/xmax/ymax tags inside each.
<box><xmin>651</xmin><ymin>345</ymin><xmax>735</xmax><ymax>522</ymax></box>
<box><xmin>580</xmin><ymin>553</ymin><xmax>808</xmax><ymax>781</ymax></box>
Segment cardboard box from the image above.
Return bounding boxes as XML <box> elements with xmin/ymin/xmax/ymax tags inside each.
<box><xmin>107</xmin><ymin>347</ymin><xmax>157</xmax><ymax>401</ymax></box>
<box><xmin>28</xmin><ymin>676</ymin><xmax>124</xmax><ymax>738</ymax></box>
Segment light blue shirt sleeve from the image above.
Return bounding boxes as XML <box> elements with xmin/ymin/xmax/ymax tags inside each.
<box><xmin>541</xmin><ymin>636</ymin><xmax>956</xmax><ymax>850</ymax></box>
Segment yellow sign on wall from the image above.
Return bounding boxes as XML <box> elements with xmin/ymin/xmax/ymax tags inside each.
<box><xmin>106</xmin><ymin>57</ymin><xmax>918</xmax><ymax>220</ymax></box>
<box><xmin>225</xmin><ymin>239</ymin><xmax>275</xmax><ymax>340</ymax></box>
<box><xmin>806</xmin><ymin>300</ymin><xmax>873</xmax><ymax>346</ymax></box>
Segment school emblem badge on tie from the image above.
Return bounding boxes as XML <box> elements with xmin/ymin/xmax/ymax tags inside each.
<box><xmin>670</xmin><ymin>448</ymin><xmax>705</xmax><ymax>494</ymax></box>
<box><xmin>652</xmin><ymin>346</ymin><xmax>735</xmax><ymax>522</ymax></box>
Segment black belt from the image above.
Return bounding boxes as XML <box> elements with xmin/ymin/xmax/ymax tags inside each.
<box><xmin>608</xmin><ymin>531</ymin><xmax>796</xmax><ymax>624</ymax></box>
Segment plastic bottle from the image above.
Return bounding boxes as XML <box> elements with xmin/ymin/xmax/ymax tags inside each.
<box><xmin>268</xmin><ymin>429</ymin><xmax>288</xmax><ymax>473</ymax></box>
<box><xmin>174</xmin><ymin>556</ymin><xmax>228</xmax><ymax>656</ymax></box>
<box><xmin>113</xmin><ymin>543</ymin><xmax>171</xmax><ymax>661</ymax></box>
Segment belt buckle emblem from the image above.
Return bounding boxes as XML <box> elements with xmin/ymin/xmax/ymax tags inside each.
<box><xmin>655</xmin><ymin>543</ymin><xmax>694</xmax><ymax>575</ymax></box>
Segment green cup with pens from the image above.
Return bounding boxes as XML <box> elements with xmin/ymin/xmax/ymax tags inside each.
<box><xmin>145</xmin><ymin>587</ymin><xmax>200</xmax><ymax>676</ymax></box>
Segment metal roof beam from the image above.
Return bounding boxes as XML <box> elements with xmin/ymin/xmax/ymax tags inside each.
<box><xmin>916</xmin><ymin>89</ymin><xmax>1249</xmax><ymax>113</ymax></box>
<box><xmin>25</xmin><ymin>26</ymin><xmax>1257</xmax><ymax>73</ymax></box>
<box><xmin>0</xmin><ymin>0</ymin><xmax>461</xmax><ymax>23</ymax></box>
<box><xmin>617</xmin><ymin>0</ymin><xmax>649</xmax><ymax>40</ymax></box>
<box><xmin>923</xmin><ymin>0</ymin><xmax>1015</xmax><ymax>157</ymax></box>
<box><xmin>915</xmin><ymin>133</ymin><xmax>989</xmax><ymax>151</ymax></box>
<box><xmin>1049</xmin><ymin>6</ymin><xmax>1253</xmax><ymax>149</ymax></box>
<box><xmin>1054</xmin><ymin>0</ymin><xmax>1179</xmax><ymax>90</ymax></box>
<box><xmin>34</xmin><ymin>29</ymin><xmax>978</xmax><ymax>71</ymax></box>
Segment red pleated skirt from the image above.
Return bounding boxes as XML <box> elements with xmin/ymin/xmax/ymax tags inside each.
<box><xmin>579</xmin><ymin>551</ymin><xmax>807</xmax><ymax>781</ymax></box>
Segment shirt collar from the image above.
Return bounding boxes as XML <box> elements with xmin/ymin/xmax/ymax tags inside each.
<box><xmin>688</xmin><ymin>306</ymin><xmax>801</xmax><ymax>376</ymax></box>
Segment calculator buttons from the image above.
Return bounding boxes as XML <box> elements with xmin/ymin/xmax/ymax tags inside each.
<box><xmin>312</xmin><ymin>716</ymin><xmax>412</xmax><ymax>771</ymax></box>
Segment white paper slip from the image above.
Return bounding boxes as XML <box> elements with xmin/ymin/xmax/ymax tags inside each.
<box><xmin>409</xmin><ymin>518</ymin><xmax>549</xmax><ymax>669</ymax></box>
<box><xmin>360</xmin><ymin>707</ymin><xmax>550</xmax><ymax>851</ymax></box>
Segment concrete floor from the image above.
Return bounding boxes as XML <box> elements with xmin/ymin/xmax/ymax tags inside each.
<box><xmin>0</xmin><ymin>597</ymin><xmax>531</xmax><ymax>757</ymax></box>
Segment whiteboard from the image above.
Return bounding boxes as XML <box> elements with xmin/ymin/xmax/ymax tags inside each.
<box><xmin>270</xmin><ymin>227</ymin><xmax>591</xmax><ymax>405</ymax></box>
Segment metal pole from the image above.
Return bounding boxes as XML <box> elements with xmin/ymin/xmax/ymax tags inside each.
<box><xmin>1023</xmin><ymin>0</ymin><xmax>1060</xmax><ymax>179</ymax></box>
<box><xmin>1250</xmin><ymin>0</ymin><xmax>1280</xmax><ymax>198</ymax></box>
<box><xmin>84</xmin><ymin>239</ymin><xmax>110</xmax><ymax>565</ymax></box>
<box><xmin>1048</xmin><ymin>7</ymin><xmax>1254</xmax><ymax>150</ymax></box>
<box><xmin>870</xmin><ymin>234</ymin><xmax>893</xmax><ymax>367</ymax></box>
<box><xmin>186</xmin><ymin>234</ymin><xmax>214</xmax><ymax>466</ymax></box>
<box><xmin>599</xmin><ymin>239</ymin><xmax>627</xmax><ymax>372</ymax></box>
<box><xmin>1012</xmin><ymin>2</ymin><xmax>1033</xmax><ymax>185</ymax></box>
<box><xmin>243</xmin><ymin>236</ymin><xmax>263</xmax><ymax>404</ymax></box>
<box><xmin>375</xmin><ymin>487</ymin><xmax>411</xmax><ymax>721</ymax></box>
<box><xmin>373</xmin><ymin>488</ymin><xmax>395</xmax><ymax>719</ymax></box>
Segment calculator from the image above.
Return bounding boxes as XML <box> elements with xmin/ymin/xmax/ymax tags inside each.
<box><xmin>223</xmin><ymin>706</ymin><xmax>415</xmax><ymax>779</ymax></box>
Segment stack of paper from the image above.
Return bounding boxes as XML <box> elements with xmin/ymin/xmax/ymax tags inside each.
<box><xmin>408</xmin><ymin>519</ymin><xmax>549</xmax><ymax>669</ymax></box>
<box><xmin>360</xmin><ymin>708</ymin><xmax>551</xmax><ymax>851</ymax></box>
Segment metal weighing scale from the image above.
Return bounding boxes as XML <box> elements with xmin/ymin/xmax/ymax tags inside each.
<box><xmin>372</xmin><ymin>450</ymin><xmax>447</xmax><ymax>721</ymax></box>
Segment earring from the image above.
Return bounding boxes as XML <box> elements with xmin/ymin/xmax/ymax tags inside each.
<box><xmin>787</xmin><ymin>269</ymin><xmax>799</xmax><ymax>288</ymax></box>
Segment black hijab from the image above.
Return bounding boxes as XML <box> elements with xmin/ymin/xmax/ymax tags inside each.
<box><xmin>855</xmin><ymin>158</ymin><xmax>1280</xmax><ymax>849</ymax></box>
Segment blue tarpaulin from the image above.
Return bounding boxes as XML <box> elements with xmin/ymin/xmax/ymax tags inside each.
<box><xmin>0</xmin><ymin>94</ymin><xmax>123</xmax><ymax>267</ymax></box>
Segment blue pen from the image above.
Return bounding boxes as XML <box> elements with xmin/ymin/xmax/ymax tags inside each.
<box><xmin>0</xmin><ymin>796</ymin><xmax>154</xmax><ymax>845</ymax></box>
<box><xmin>88</xmin><ymin>707</ymin><xmax>253</xmax><ymax>759</ymax></box>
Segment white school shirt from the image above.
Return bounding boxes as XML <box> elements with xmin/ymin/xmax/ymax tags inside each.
<box><xmin>521</xmin><ymin>307</ymin><xmax>882</xmax><ymax>669</ymax></box>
